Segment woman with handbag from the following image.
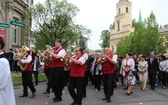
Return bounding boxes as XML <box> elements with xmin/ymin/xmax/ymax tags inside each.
<box><xmin>122</xmin><ymin>53</ymin><xmax>135</xmax><ymax>96</ymax></box>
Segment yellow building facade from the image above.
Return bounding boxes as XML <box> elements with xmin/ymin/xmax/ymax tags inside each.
<box><xmin>110</xmin><ymin>0</ymin><xmax>134</xmax><ymax>52</ymax></box>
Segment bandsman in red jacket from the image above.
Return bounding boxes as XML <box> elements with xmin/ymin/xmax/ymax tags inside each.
<box><xmin>17</xmin><ymin>46</ymin><xmax>36</xmax><ymax>99</ymax></box>
<box><xmin>47</xmin><ymin>39</ymin><xmax>66</xmax><ymax>102</ymax></box>
<box><xmin>99</xmin><ymin>47</ymin><xmax>117</xmax><ymax>103</ymax></box>
<box><xmin>67</xmin><ymin>46</ymin><xmax>86</xmax><ymax>105</ymax></box>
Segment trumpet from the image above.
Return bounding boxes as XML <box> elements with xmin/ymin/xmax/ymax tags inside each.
<box><xmin>100</xmin><ymin>54</ymin><xmax>107</xmax><ymax>63</ymax></box>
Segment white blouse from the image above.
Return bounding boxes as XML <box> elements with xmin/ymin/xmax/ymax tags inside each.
<box><xmin>159</xmin><ymin>60</ymin><xmax>168</xmax><ymax>72</ymax></box>
<box><xmin>138</xmin><ymin>60</ymin><xmax>148</xmax><ymax>72</ymax></box>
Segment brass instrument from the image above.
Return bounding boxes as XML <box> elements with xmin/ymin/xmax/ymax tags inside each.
<box><xmin>19</xmin><ymin>46</ymin><xmax>30</xmax><ymax>70</ymax></box>
<box><xmin>43</xmin><ymin>45</ymin><xmax>52</xmax><ymax>66</ymax></box>
<box><xmin>60</xmin><ymin>51</ymin><xmax>76</xmax><ymax>71</ymax></box>
<box><xmin>64</xmin><ymin>55</ymin><xmax>70</xmax><ymax>71</ymax></box>
<box><xmin>100</xmin><ymin>54</ymin><xmax>107</xmax><ymax>63</ymax></box>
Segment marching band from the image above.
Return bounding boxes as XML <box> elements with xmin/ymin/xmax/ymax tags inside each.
<box><xmin>13</xmin><ymin>39</ymin><xmax>118</xmax><ymax>105</ymax></box>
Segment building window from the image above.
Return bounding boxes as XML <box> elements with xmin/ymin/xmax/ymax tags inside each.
<box><xmin>13</xmin><ymin>28</ymin><xmax>17</xmax><ymax>44</ymax></box>
<box><xmin>118</xmin><ymin>8</ymin><xmax>120</xmax><ymax>14</ymax></box>
<box><xmin>117</xmin><ymin>21</ymin><xmax>120</xmax><ymax>31</ymax></box>
<box><xmin>126</xmin><ymin>7</ymin><xmax>128</xmax><ymax>13</ymax></box>
<box><xmin>13</xmin><ymin>17</ymin><xmax>19</xmax><ymax>44</ymax></box>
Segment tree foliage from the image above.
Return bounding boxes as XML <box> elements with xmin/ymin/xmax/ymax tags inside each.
<box><xmin>99</xmin><ymin>30</ymin><xmax>110</xmax><ymax>49</ymax></box>
<box><xmin>26</xmin><ymin>0</ymin><xmax>91</xmax><ymax>50</ymax></box>
<box><xmin>117</xmin><ymin>12</ymin><xmax>166</xmax><ymax>56</ymax></box>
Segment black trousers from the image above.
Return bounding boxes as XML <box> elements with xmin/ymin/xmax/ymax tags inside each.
<box><xmin>63</xmin><ymin>70</ymin><xmax>70</xmax><ymax>87</ymax></box>
<box><xmin>49</xmin><ymin>67</ymin><xmax>64</xmax><ymax>99</ymax></box>
<box><xmin>9</xmin><ymin>60</ymin><xmax>13</xmax><ymax>72</ymax></box>
<box><xmin>94</xmin><ymin>75</ymin><xmax>101</xmax><ymax>91</ymax></box>
<box><xmin>33</xmin><ymin>71</ymin><xmax>38</xmax><ymax>85</ymax></box>
<box><xmin>149</xmin><ymin>74</ymin><xmax>156</xmax><ymax>89</ymax></box>
<box><xmin>68</xmin><ymin>77</ymin><xmax>84</xmax><ymax>105</ymax></box>
<box><xmin>102</xmin><ymin>74</ymin><xmax>114</xmax><ymax>99</ymax></box>
<box><xmin>22</xmin><ymin>72</ymin><xmax>36</xmax><ymax>95</ymax></box>
<box><xmin>83</xmin><ymin>71</ymin><xmax>87</xmax><ymax>96</ymax></box>
<box><xmin>44</xmin><ymin>69</ymin><xmax>51</xmax><ymax>93</ymax></box>
<box><xmin>160</xmin><ymin>72</ymin><xmax>167</xmax><ymax>86</ymax></box>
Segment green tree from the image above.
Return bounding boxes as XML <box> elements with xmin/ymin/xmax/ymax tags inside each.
<box><xmin>117</xmin><ymin>12</ymin><xmax>166</xmax><ymax>56</ymax></box>
<box><xmin>164</xmin><ymin>24</ymin><xmax>168</xmax><ymax>28</ymax></box>
<box><xmin>99</xmin><ymin>30</ymin><xmax>110</xmax><ymax>49</ymax></box>
<box><xmin>26</xmin><ymin>0</ymin><xmax>91</xmax><ymax>50</ymax></box>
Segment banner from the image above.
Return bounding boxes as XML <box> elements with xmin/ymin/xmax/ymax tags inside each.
<box><xmin>0</xmin><ymin>28</ymin><xmax>6</xmax><ymax>43</ymax></box>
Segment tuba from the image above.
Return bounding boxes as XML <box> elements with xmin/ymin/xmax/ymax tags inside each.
<box><xmin>19</xmin><ymin>46</ymin><xmax>30</xmax><ymax>70</ymax></box>
<box><xmin>43</xmin><ymin>45</ymin><xmax>52</xmax><ymax>66</ymax></box>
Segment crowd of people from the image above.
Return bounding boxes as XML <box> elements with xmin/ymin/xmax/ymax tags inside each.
<box><xmin>1</xmin><ymin>35</ymin><xmax>168</xmax><ymax>105</ymax></box>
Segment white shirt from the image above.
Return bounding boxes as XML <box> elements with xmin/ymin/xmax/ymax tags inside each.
<box><xmin>33</xmin><ymin>60</ymin><xmax>37</xmax><ymax>71</ymax></box>
<box><xmin>20</xmin><ymin>55</ymin><xmax>32</xmax><ymax>64</ymax></box>
<box><xmin>0</xmin><ymin>58</ymin><xmax>16</xmax><ymax>105</ymax></box>
<box><xmin>83</xmin><ymin>53</ymin><xmax>88</xmax><ymax>61</ymax></box>
<box><xmin>70</xmin><ymin>56</ymin><xmax>85</xmax><ymax>65</ymax></box>
<box><xmin>78</xmin><ymin>56</ymin><xmax>86</xmax><ymax>65</ymax></box>
<box><xmin>17</xmin><ymin>54</ymin><xmax>32</xmax><ymax>66</ymax></box>
<box><xmin>159</xmin><ymin>60</ymin><xmax>168</xmax><ymax>72</ymax></box>
<box><xmin>56</xmin><ymin>49</ymin><xmax>66</xmax><ymax>58</ymax></box>
<box><xmin>112</xmin><ymin>54</ymin><xmax>118</xmax><ymax>63</ymax></box>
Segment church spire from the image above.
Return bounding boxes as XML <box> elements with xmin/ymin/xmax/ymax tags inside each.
<box><xmin>138</xmin><ymin>8</ymin><xmax>142</xmax><ymax>23</ymax></box>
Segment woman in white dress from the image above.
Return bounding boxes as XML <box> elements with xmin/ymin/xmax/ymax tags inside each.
<box><xmin>122</xmin><ymin>53</ymin><xmax>135</xmax><ymax>96</ymax></box>
<box><xmin>138</xmin><ymin>55</ymin><xmax>148</xmax><ymax>91</ymax></box>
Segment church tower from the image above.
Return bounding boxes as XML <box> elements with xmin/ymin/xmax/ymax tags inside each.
<box><xmin>110</xmin><ymin>0</ymin><xmax>134</xmax><ymax>52</ymax></box>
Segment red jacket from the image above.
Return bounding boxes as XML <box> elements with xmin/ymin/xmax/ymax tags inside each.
<box><xmin>44</xmin><ymin>63</ymin><xmax>51</xmax><ymax>69</ymax></box>
<box><xmin>70</xmin><ymin>54</ymin><xmax>85</xmax><ymax>77</ymax></box>
<box><xmin>50</xmin><ymin>48</ymin><xmax>64</xmax><ymax>68</ymax></box>
<box><xmin>21</xmin><ymin>54</ymin><xmax>32</xmax><ymax>73</ymax></box>
<box><xmin>102</xmin><ymin>54</ymin><xmax>116</xmax><ymax>75</ymax></box>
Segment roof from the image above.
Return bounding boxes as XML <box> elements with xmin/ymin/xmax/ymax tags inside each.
<box><xmin>119</xmin><ymin>0</ymin><xmax>129</xmax><ymax>2</ymax></box>
<box><xmin>159</xmin><ymin>28</ymin><xmax>168</xmax><ymax>33</ymax></box>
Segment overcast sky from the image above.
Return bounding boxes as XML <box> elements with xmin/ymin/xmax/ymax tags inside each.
<box><xmin>34</xmin><ymin>0</ymin><xmax>168</xmax><ymax>50</ymax></box>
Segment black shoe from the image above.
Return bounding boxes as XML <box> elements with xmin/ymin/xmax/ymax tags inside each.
<box><xmin>75</xmin><ymin>103</ymin><xmax>81</xmax><ymax>105</ymax></box>
<box><xmin>70</xmin><ymin>101</ymin><xmax>77</xmax><ymax>105</ymax></box>
<box><xmin>150</xmin><ymin>87</ymin><xmax>155</xmax><ymax>90</ymax></box>
<box><xmin>107</xmin><ymin>99</ymin><xmax>111</xmax><ymax>103</ymax></box>
<box><xmin>52</xmin><ymin>97</ymin><xmax>57</xmax><ymax>100</ymax></box>
<box><xmin>102</xmin><ymin>98</ymin><xmax>107</xmax><ymax>100</ymax></box>
<box><xmin>43</xmin><ymin>91</ymin><xmax>49</xmax><ymax>94</ymax></box>
<box><xmin>127</xmin><ymin>93</ymin><xmax>130</xmax><ymax>96</ymax></box>
<box><xmin>83</xmin><ymin>95</ymin><xmax>86</xmax><ymax>98</ymax></box>
<box><xmin>53</xmin><ymin>98</ymin><xmax>62</xmax><ymax>102</ymax></box>
<box><xmin>19</xmin><ymin>94</ymin><xmax>28</xmax><ymax>97</ymax></box>
<box><xmin>29</xmin><ymin>93</ymin><xmax>36</xmax><ymax>99</ymax></box>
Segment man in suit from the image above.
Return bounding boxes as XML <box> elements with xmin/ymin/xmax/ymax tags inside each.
<box><xmin>147</xmin><ymin>52</ymin><xmax>159</xmax><ymax>90</ymax></box>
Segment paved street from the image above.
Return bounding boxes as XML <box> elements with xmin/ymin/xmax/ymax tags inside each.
<box><xmin>14</xmin><ymin>83</ymin><xmax>168</xmax><ymax>105</ymax></box>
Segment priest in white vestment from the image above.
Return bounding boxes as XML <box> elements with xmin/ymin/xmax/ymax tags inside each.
<box><xmin>0</xmin><ymin>36</ymin><xmax>16</xmax><ymax>105</ymax></box>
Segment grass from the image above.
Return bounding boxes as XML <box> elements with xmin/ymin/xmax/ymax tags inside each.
<box><xmin>12</xmin><ymin>73</ymin><xmax>47</xmax><ymax>85</ymax></box>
